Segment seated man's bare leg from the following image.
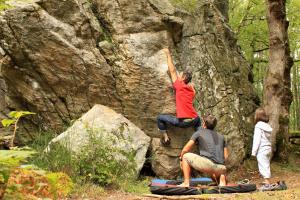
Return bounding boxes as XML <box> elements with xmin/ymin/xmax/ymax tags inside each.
<box><xmin>219</xmin><ymin>174</ymin><xmax>226</xmax><ymax>186</ymax></box>
<box><xmin>178</xmin><ymin>159</ymin><xmax>191</xmax><ymax>187</ymax></box>
<box><xmin>209</xmin><ymin>170</ymin><xmax>227</xmax><ymax>186</ymax></box>
<box><xmin>181</xmin><ymin>153</ymin><xmax>227</xmax><ymax>186</ymax></box>
<box><xmin>210</xmin><ymin>173</ymin><xmax>219</xmax><ymax>185</ymax></box>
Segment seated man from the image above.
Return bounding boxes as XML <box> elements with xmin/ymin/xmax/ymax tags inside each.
<box><xmin>179</xmin><ymin>114</ymin><xmax>228</xmax><ymax>186</ymax></box>
<box><xmin>157</xmin><ymin>48</ymin><xmax>201</xmax><ymax>146</ymax></box>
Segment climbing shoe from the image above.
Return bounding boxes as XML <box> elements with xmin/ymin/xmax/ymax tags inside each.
<box><xmin>160</xmin><ymin>137</ymin><xmax>171</xmax><ymax>146</ymax></box>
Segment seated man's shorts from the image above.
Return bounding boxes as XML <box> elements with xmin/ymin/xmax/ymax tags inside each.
<box><xmin>183</xmin><ymin>153</ymin><xmax>226</xmax><ymax>174</ymax></box>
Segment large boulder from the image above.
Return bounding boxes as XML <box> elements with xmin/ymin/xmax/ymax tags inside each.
<box><xmin>46</xmin><ymin>104</ymin><xmax>151</xmax><ymax>174</ymax></box>
<box><xmin>0</xmin><ymin>0</ymin><xmax>258</xmax><ymax>176</ymax></box>
<box><xmin>151</xmin><ymin>127</ymin><xmax>198</xmax><ymax>179</ymax></box>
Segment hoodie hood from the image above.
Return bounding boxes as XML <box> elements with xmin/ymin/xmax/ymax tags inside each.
<box><xmin>255</xmin><ymin>121</ymin><xmax>273</xmax><ymax>132</ymax></box>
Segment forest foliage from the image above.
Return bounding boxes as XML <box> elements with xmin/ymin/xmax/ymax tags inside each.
<box><xmin>229</xmin><ymin>0</ymin><xmax>300</xmax><ymax>130</ymax></box>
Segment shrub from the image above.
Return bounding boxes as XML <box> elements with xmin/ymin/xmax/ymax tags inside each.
<box><xmin>30</xmin><ymin>132</ymin><xmax>74</xmax><ymax>175</ymax></box>
<box><xmin>74</xmin><ymin>131</ymin><xmax>137</xmax><ymax>186</ymax></box>
<box><xmin>1</xmin><ymin>111</ymin><xmax>35</xmax><ymax>147</ymax></box>
<box><xmin>31</xmin><ymin>128</ymin><xmax>137</xmax><ymax>188</ymax></box>
<box><xmin>46</xmin><ymin>172</ymin><xmax>74</xmax><ymax>198</ymax></box>
<box><xmin>0</xmin><ymin>149</ymin><xmax>35</xmax><ymax>199</ymax></box>
<box><xmin>5</xmin><ymin>168</ymin><xmax>73</xmax><ymax>199</ymax></box>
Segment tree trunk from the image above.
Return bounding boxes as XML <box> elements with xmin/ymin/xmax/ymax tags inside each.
<box><xmin>263</xmin><ymin>0</ymin><xmax>293</xmax><ymax>160</ymax></box>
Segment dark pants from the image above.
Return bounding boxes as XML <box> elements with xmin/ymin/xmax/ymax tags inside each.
<box><xmin>157</xmin><ymin>114</ymin><xmax>201</xmax><ymax>132</ymax></box>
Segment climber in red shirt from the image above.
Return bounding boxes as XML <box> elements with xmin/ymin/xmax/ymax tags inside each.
<box><xmin>157</xmin><ymin>48</ymin><xmax>201</xmax><ymax>146</ymax></box>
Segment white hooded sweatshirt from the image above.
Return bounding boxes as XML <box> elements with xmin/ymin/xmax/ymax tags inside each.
<box><xmin>251</xmin><ymin>121</ymin><xmax>273</xmax><ymax>156</ymax></box>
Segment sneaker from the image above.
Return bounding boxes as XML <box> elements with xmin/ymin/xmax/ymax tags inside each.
<box><xmin>160</xmin><ymin>137</ymin><xmax>171</xmax><ymax>146</ymax></box>
<box><xmin>259</xmin><ymin>182</ymin><xmax>287</xmax><ymax>191</ymax></box>
<box><xmin>258</xmin><ymin>184</ymin><xmax>272</xmax><ymax>191</ymax></box>
<box><xmin>277</xmin><ymin>181</ymin><xmax>287</xmax><ymax>190</ymax></box>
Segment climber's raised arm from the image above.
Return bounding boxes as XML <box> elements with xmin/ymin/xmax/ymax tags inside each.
<box><xmin>163</xmin><ymin>48</ymin><xmax>177</xmax><ymax>83</ymax></box>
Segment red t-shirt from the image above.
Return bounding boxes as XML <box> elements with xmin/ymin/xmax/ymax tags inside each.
<box><xmin>173</xmin><ymin>79</ymin><xmax>198</xmax><ymax>118</ymax></box>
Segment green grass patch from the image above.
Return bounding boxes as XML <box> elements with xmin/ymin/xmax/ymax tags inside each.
<box><xmin>119</xmin><ymin>177</ymin><xmax>150</xmax><ymax>194</ymax></box>
<box><xmin>70</xmin><ymin>183</ymin><xmax>105</xmax><ymax>199</ymax></box>
<box><xmin>274</xmin><ymin>153</ymin><xmax>300</xmax><ymax>172</ymax></box>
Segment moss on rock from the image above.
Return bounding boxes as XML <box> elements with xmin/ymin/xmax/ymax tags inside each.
<box><xmin>170</xmin><ymin>0</ymin><xmax>198</xmax><ymax>12</ymax></box>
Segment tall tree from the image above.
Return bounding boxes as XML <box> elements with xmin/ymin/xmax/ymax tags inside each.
<box><xmin>263</xmin><ymin>0</ymin><xmax>293</xmax><ymax>160</ymax></box>
<box><xmin>229</xmin><ymin>0</ymin><xmax>300</xmax><ymax>130</ymax></box>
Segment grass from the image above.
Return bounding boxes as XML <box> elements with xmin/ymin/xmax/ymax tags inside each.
<box><xmin>276</xmin><ymin>157</ymin><xmax>300</xmax><ymax>172</ymax></box>
<box><xmin>219</xmin><ymin>187</ymin><xmax>300</xmax><ymax>200</ymax></box>
<box><xmin>69</xmin><ymin>177</ymin><xmax>150</xmax><ymax>199</ymax></box>
<box><xmin>119</xmin><ymin>177</ymin><xmax>150</xmax><ymax>194</ymax></box>
<box><xmin>70</xmin><ymin>183</ymin><xmax>105</xmax><ymax>199</ymax></box>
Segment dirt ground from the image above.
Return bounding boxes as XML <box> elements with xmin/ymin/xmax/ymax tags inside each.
<box><xmin>70</xmin><ymin>145</ymin><xmax>300</xmax><ymax>200</ymax></box>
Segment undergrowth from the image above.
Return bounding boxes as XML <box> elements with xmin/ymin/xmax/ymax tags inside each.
<box><xmin>29</xmin><ymin>129</ymin><xmax>140</xmax><ymax>192</ymax></box>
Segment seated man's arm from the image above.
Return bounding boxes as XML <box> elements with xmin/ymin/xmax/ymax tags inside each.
<box><xmin>163</xmin><ymin>48</ymin><xmax>177</xmax><ymax>83</ymax></box>
<box><xmin>180</xmin><ymin>140</ymin><xmax>195</xmax><ymax>160</ymax></box>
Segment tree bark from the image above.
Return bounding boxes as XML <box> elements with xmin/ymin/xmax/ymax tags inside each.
<box><xmin>263</xmin><ymin>0</ymin><xmax>293</xmax><ymax>160</ymax></box>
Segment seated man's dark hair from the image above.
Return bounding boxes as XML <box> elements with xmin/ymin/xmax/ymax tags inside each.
<box><xmin>183</xmin><ymin>70</ymin><xmax>192</xmax><ymax>84</ymax></box>
<box><xmin>203</xmin><ymin>114</ymin><xmax>217</xmax><ymax>130</ymax></box>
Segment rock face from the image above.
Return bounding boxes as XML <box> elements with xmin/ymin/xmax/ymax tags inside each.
<box><xmin>151</xmin><ymin>126</ymin><xmax>199</xmax><ymax>178</ymax></box>
<box><xmin>0</xmin><ymin>0</ymin><xmax>258</xmax><ymax>177</ymax></box>
<box><xmin>46</xmin><ymin>104</ymin><xmax>151</xmax><ymax>174</ymax></box>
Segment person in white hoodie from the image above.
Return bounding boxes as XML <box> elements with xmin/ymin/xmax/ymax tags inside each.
<box><xmin>251</xmin><ymin>107</ymin><xmax>273</xmax><ymax>185</ymax></box>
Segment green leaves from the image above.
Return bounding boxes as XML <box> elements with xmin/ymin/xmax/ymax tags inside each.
<box><xmin>1</xmin><ymin>119</ymin><xmax>15</xmax><ymax>127</ymax></box>
<box><xmin>1</xmin><ymin>111</ymin><xmax>35</xmax><ymax>128</ymax></box>
<box><xmin>1</xmin><ymin>110</ymin><xmax>36</xmax><ymax>147</ymax></box>
<box><xmin>8</xmin><ymin>111</ymin><xmax>35</xmax><ymax>119</ymax></box>
<box><xmin>229</xmin><ymin>0</ymin><xmax>300</xmax><ymax>129</ymax></box>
